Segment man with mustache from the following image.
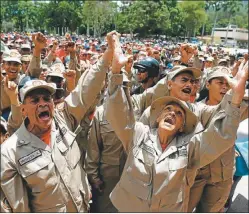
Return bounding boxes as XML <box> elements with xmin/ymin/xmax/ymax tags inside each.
<box><xmin>0</xmin><ymin>31</ymin><xmax>116</xmax><ymax>212</ymax></box>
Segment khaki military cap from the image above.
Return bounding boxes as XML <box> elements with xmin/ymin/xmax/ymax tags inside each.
<box><xmin>206</xmin><ymin>66</ymin><xmax>233</xmax><ymax>82</ymax></box>
<box><xmin>21</xmin><ymin>44</ymin><xmax>31</xmax><ymax>50</ymax></box>
<box><xmin>20</xmin><ymin>79</ymin><xmax>56</xmax><ymax>102</ymax></box>
<box><xmin>167</xmin><ymin>65</ymin><xmax>201</xmax><ymax>80</ymax></box>
<box><xmin>3</xmin><ymin>50</ymin><xmax>21</xmax><ymax>64</ymax></box>
<box><xmin>206</xmin><ymin>57</ymin><xmax>214</xmax><ymax>62</ymax></box>
<box><xmin>48</xmin><ymin>63</ymin><xmax>65</xmax><ymax>78</ymax></box>
<box><xmin>150</xmin><ymin>96</ymin><xmax>197</xmax><ymax>134</ymax></box>
<box><xmin>21</xmin><ymin>55</ymin><xmax>32</xmax><ymax>62</ymax></box>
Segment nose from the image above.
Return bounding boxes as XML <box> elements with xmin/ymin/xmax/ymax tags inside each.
<box><xmin>38</xmin><ymin>98</ymin><xmax>49</xmax><ymax>106</ymax></box>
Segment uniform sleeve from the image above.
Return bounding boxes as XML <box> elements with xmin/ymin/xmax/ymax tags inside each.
<box><xmin>27</xmin><ymin>55</ymin><xmax>42</xmax><ymax>78</ymax></box>
<box><xmin>105</xmin><ymin>74</ymin><xmax>135</xmax><ymax>152</ymax></box>
<box><xmin>197</xmin><ymin>90</ymin><xmax>249</xmax><ymax>128</ymax></box>
<box><xmin>86</xmin><ymin>110</ymin><xmax>102</xmax><ymax>185</ymax></box>
<box><xmin>64</xmin><ymin>58</ymin><xmax>108</xmax><ymax>124</ymax></box>
<box><xmin>1</xmin><ymin>154</ymin><xmax>30</xmax><ymax>212</ymax></box>
<box><xmin>7</xmin><ymin>105</ymin><xmax>23</xmax><ymax>136</ymax></box>
<box><xmin>189</xmin><ymin>102</ymin><xmax>241</xmax><ymax>169</ymax></box>
<box><xmin>139</xmin><ymin>106</ymin><xmax>151</xmax><ymax>126</ymax></box>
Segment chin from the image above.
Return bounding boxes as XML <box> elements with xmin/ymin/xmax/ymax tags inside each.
<box><xmin>179</xmin><ymin>94</ymin><xmax>190</xmax><ymax>102</ymax></box>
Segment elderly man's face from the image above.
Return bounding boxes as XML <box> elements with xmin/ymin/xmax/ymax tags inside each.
<box><xmin>157</xmin><ymin>103</ymin><xmax>185</xmax><ymax>134</ymax></box>
<box><xmin>167</xmin><ymin>72</ymin><xmax>195</xmax><ymax>102</ymax></box>
<box><xmin>22</xmin><ymin>89</ymin><xmax>54</xmax><ymax>132</ymax></box>
<box><xmin>5</xmin><ymin>61</ymin><xmax>21</xmax><ymax>80</ymax></box>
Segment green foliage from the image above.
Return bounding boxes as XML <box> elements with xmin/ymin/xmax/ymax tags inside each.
<box><xmin>0</xmin><ymin>0</ymin><xmax>247</xmax><ymax>37</ymax></box>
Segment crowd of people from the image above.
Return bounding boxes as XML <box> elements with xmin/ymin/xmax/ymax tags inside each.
<box><xmin>0</xmin><ymin>30</ymin><xmax>248</xmax><ymax>213</ymax></box>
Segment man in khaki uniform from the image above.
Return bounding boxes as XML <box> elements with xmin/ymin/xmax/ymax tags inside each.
<box><xmin>86</xmin><ymin>104</ymin><xmax>127</xmax><ymax>212</ymax></box>
<box><xmin>187</xmin><ymin>67</ymin><xmax>238</xmax><ymax>212</ymax></box>
<box><xmin>1</xmin><ymin>50</ymin><xmax>22</xmax><ymax>119</ymax></box>
<box><xmin>103</xmin><ymin>43</ymin><xmax>248</xmax><ymax>212</ymax></box>
<box><xmin>0</xmin><ymin>31</ymin><xmax>116</xmax><ymax>212</ymax></box>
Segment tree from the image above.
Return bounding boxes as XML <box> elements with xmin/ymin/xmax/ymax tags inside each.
<box><xmin>179</xmin><ymin>1</ymin><xmax>207</xmax><ymax>37</ymax></box>
<box><xmin>223</xmin><ymin>0</ymin><xmax>243</xmax><ymax>45</ymax></box>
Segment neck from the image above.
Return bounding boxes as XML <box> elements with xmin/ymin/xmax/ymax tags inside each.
<box><xmin>206</xmin><ymin>96</ymin><xmax>219</xmax><ymax>106</ymax></box>
<box><xmin>158</xmin><ymin>127</ymin><xmax>175</xmax><ymax>146</ymax></box>
<box><xmin>27</xmin><ymin>123</ymin><xmax>51</xmax><ymax>138</ymax></box>
<box><xmin>142</xmin><ymin>78</ymin><xmax>154</xmax><ymax>90</ymax></box>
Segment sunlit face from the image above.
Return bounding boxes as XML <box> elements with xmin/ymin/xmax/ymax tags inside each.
<box><xmin>21</xmin><ymin>61</ymin><xmax>30</xmax><ymax>73</ymax></box>
<box><xmin>5</xmin><ymin>61</ymin><xmax>21</xmax><ymax>80</ymax></box>
<box><xmin>22</xmin><ymin>89</ymin><xmax>54</xmax><ymax>132</ymax></box>
<box><xmin>157</xmin><ymin>103</ymin><xmax>185</xmax><ymax>134</ymax></box>
<box><xmin>205</xmin><ymin>61</ymin><xmax>213</xmax><ymax>68</ymax></box>
<box><xmin>21</xmin><ymin>48</ymin><xmax>31</xmax><ymax>55</ymax></box>
<box><xmin>206</xmin><ymin>77</ymin><xmax>230</xmax><ymax>103</ymax></box>
<box><xmin>167</xmin><ymin>72</ymin><xmax>195</xmax><ymax>102</ymax></box>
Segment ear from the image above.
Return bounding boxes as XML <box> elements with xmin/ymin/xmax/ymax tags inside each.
<box><xmin>20</xmin><ymin>103</ymin><xmax>27</xmax><ymax>117</ymax></box>
<box><xmin>167</xmin><ymin>80</ymin><xmax>172</xmax><ymax>90</ymax></box>
<box><xmin>206</xmin><ymin>81</ymin><xmax>210</xmax><ymax>90</ymax></box>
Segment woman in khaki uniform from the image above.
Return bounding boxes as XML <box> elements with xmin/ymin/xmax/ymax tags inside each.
<box><xmin>103</xmin><ymin>42</ymin><xmax>248</xmax><ymax>212</ymax></box>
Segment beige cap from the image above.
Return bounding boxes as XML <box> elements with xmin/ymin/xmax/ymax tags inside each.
<box><xmin>167</xmin><ymin>65</ymin><xmax>201</xmax><ymax>80</ymax></box>
<box><xmin>21</xmin><ymin>55</ymin><xmax>32</xmax><ymax>62</ymax></box>
<box><xmin>206</xmin><ymin>57</ymin><xmax>214</xmax><ymax>62</ymax></box>
<box><xmin>21</xmin><ymin>44</ymin><xmax>31</xmax><ymax>50</ymax></box>
<box><xmin>206</xmin><ymin>66</ymin><xmax>233</xmax><ymax>82</ymax></box>
<box><xmin>150</xmin><ymin>96</ymin><xmax>197</xmax><ymax>134</ymax></box>
<box><xmin>3</xmin><ymin>50</ymin><xmax>21</xmax><ymax>64</ymax></box>
<box><xmin>20</xmin><ymin>80</ymin><xmax>56</xmax><ymax>102</ymax></box>
<box><xmin>48</xmin><ymin>63</ymin><xmax>65</xmax><ymax>78</ymax></box>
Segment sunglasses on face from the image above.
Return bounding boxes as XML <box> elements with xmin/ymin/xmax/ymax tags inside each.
<box><xmin>6</xmin><ymin>62</ymin><xmax>20</xmax><ymax>67</ymax></box>
<box><xmin>136</xmin><ymin>67</ymin><xmax>147</xmax><ymax>73</ymax></box>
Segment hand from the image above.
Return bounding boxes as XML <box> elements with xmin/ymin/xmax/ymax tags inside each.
<box><xmin>67</xmin><ymin>41</ymin><xmax>76</xmax><ymax>53</ymax></box>
<box><xmin>4</xmin><ymin>75</ymin><xmax>19</xmax><ymax>105</ymax></box>
<box><xmin>112</xmin><ymin>34</ymin><xmax>128</xmax><ymax>74</ymax></box>
<box><xmin>92</xmin><ymin>180</ymin><xmax>104</xmax><ymax>193</ymax></box>
<box><xmin>230</xmin><ymin>59</ymin><xmax>248</xmax><ymax>105</ymax></box>
<box><xmin>52</xmin><ymin>40</ymin><xmax>58</xmax><ymax>51</ymax></box>
<box><xmin>63</xmin><ymin>69</ymin><xmax>76</xmax><ymax>82</ymax></box>
<box><xmin>63</xmin><ymin>70</ymin><xmax>76</xmax><ymax>92</ymax></box>
<box><xmin>124</xmin><ymin>55</ymin><xmax>133</xmax><ymax>74</ymax></box>
<box><xmin>180</xmin><ymin>44</ymin><xmax>194</xmax><ymax>64</ymax></box>
<box><xmin>32</xmin><ymin>32</ymin><xmax>47</xmax><ymax>50</ymax></box>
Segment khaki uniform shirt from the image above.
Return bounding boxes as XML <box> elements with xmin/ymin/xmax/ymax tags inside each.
<box><xmin>1</xmin><ymin>55</ymin><xmax>109</xmax><ymax>212</ymax></box>
<box><xmin>104</xmin><ymin>74</ymin><xmax>241</xmax><ymax>212</ymax></box>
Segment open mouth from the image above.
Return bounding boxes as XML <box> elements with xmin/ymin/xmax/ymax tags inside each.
<box><xmin>164</xmin><ymin>116</ymin><xmax>175</xmax><ymax>125</ymax></box>
<box><xmin>9</xmin><ymin>70</ymin><xmax>17</xmax><ymax>74</ymax></box>
<box><xmin>38</xmin><ymin>110</ymin><xmax>50</xmax><ymax>121</ymax></box>
<box><xmin>182</xmin><ymin>88</ymin><xmax>191</xmax><ymax>94</ymax></box>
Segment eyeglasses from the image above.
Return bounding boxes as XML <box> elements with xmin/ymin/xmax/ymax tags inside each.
<box><xmin>6</xmin><ymin>62</ymin><xmax>20</xmax><ymax>67</ymax></box>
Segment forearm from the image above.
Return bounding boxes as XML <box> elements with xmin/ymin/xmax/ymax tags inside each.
<box><xmin>28</xmin><ymin>49</ymin><xmax>42</xmax><ymax>78</ymax></box>
<box><xmin>64</xmin><ymin>58</ymin><xmax>108</xmax><ymax>123</ymax></box>
<box><xmin>105</xmin><ymin>73</ymin><xmax>135</xmax><ymax>152</ymax></box>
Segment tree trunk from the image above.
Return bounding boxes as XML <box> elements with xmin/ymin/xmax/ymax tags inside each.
<box><xmin>211</xmin><ymin>11</ymin><xmax>218</xmax><ymax>45</ymax></box>
<box><xmin>201</xmin><ymin>23</ymin><xmax>205</xmax><ymax>38</ymax></box>
<box><xmin>225</xmin><ymin>14</ymin><xmax>231</xmax><ymax>45</ymax></box>
<box><xmin>87</xmin><ymin>22</ymin><xmax>90</xmax><ymax>36</ymax></box>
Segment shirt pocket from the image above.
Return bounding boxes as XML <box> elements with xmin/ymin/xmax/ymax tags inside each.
<box><xmin>221</xmin><ymin>148</ymin><xmax>235</xmax><ymax>180</ymax></box>
<box><xmin>19</xmin><ymin>153</ymin><xmax>57</xmax><ymax>193</ymax></box>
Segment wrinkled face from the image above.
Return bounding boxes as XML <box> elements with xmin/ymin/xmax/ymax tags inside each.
<box><xmin>5</xmin><ymin>61</ymin><xmax>21</xmax><ymax>80</ymax></box>
<box><xmin>22</xmin><ymin>89</ymin><xmax>54</xmax><ymax>131</ymax></box>
<box><xmin>21</xmin><ymin>61</ymin><xmax>30</xmax><ymax>72</ymax></box>
<box><xmin>206</xmin><ymin>77</ymin><xmax>230</xmax><ymax>103</ymax></box>
<box><xmin>157</xmin><ymin>103</ymin><xmax>185</xmax><ymax>134</ymax></box>
<box><xmin>168</xmin><ymin>72</ymin><xmax>195</xmax><ymax>102</ymax></box>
